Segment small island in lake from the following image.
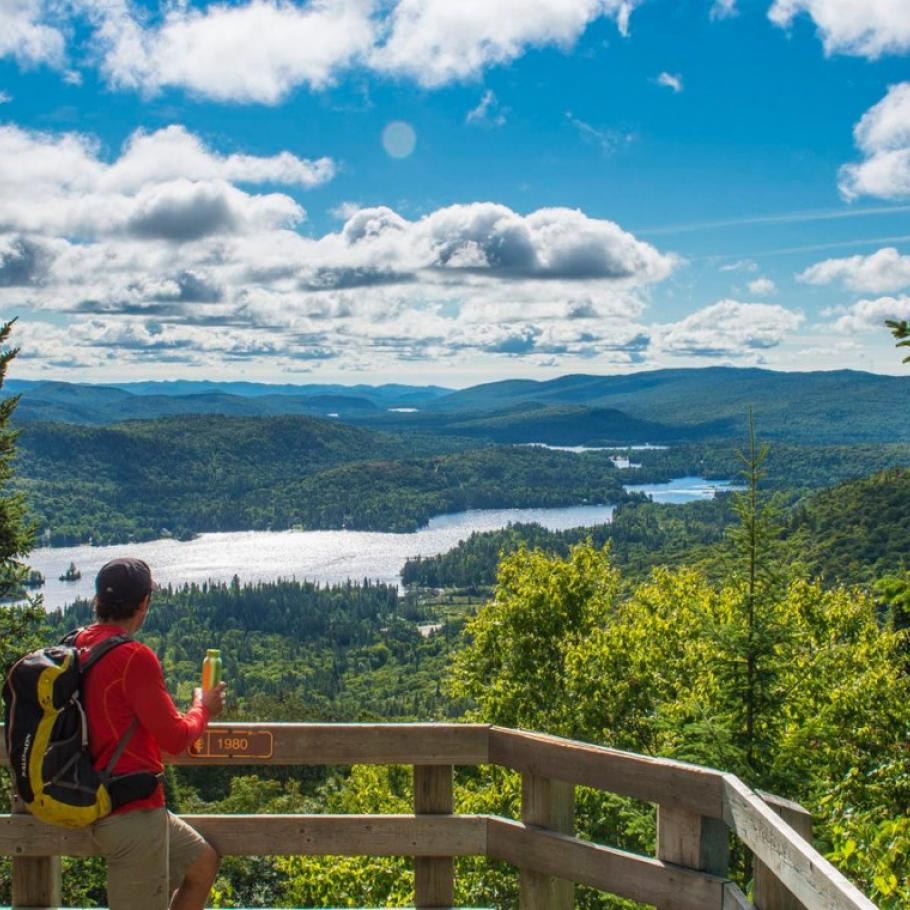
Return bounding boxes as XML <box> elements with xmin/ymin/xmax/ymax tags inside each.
<box><xmin>23</xmin><ymin>569</ymin><xmax>45</xmax><ymax>588</ymax></box>
<box><xmin>58</xmin><ymin>562</ymin><xmax>81</xmax><ymax>582</ymax></box>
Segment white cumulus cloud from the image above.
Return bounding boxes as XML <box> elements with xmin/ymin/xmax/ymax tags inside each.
<box><xmin>747</xmin><ymin>277</ymin><xmax>777</xmax><ymax>295</ymax></box>
<box><xmin>658</xmin><ymin>300</ymin><xmax>803</xmax><ymax>357</ymax></box>
<box><xmin>769</xmin><ymin>0</ymin><xmax>910</xmax><ymax>59</ymax></box>
<box><xmin>839</xmin><ymin>83</ymin><xmax>910</xmax><ymax>201</ymax></box>
<box><xmin>85</xmin><ymin>0</ymin><xmax>377</xmax><ymax>104</ymax></box>
<box><xmin>369</xmin><ymin>0</ymin><xmax>639</xmax><ymax>87</ymax></box>
<box><xmin>3</xmin><ymin>0</ymin><xmax>645</xmax><ymax>102</ymax></box>
<box><xmin>0</xmin><ymin>0</ymin><xmax>66</xmax><ymax>69</ymax></box>
<box><xmin>799</xmin><ymin>247</ymin><xmax>910</xmax><ymax>293</ymax></box>
<box><xmin>0</xmin><ymin>124</ymin><xmax>330</xmax><ymax>239</ymax></box>
<box><xmin>831</xmin><ymin>295</ymin><xmax>910</xmax><ymax>333</ymax></box>
<box><xmin>104</xmin><ymin>125</ymin><xmax>335</xmax><ymax>189</ymax></box>
<box><xmin>0</xmin><ymin>122</ymin><xmax>682</xmax><ymax>373</ymax></box>
<box><xmin>325</xmin><ymin>203</ymin><xmax>677</xmax><ymax>283</ymax></box>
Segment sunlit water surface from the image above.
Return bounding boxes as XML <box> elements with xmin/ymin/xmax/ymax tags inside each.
<box><xmin>625</xmin><ymin>476</ymin><xmax>741</xmax><ymax>503</ymax></box>
<box><xmin>28</xmin><ymin>477</ymin><xmax>729</xmax><ymax>611</ymax></box>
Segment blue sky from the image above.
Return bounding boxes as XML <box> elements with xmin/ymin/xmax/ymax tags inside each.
<box><xmin>1</xmin><ymin>0</ymin><xmax>909</xmax><ymax>384</ymax></box>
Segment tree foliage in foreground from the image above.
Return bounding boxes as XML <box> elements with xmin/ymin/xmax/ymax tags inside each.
<box><xmin>444</xmin><ymin>430</ymin><xmax>910</xmax><ymax>908</ymax></box>
<box><xmin>0</xmin><ymin>320</ymin><xmax>49</xmax><ymax>903</ymax></box>
<box><xmin>448</xmin><ymin>539</ymin><xmax>910</xmax><ymax>906</ymax></box>
<box><xmin>0</xmin><ymin>319</ymin><xmax>44</xmax><ymax>675</ymax></box>
<box><xmin>887</xmin><ymin>318</ymin><xmax>910</xmax><ymax>363</ymax></box>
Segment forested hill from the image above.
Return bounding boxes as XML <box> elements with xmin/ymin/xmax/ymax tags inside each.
<box><xmin>15</xmin><ymin>416</ymin><xmax>633</xmax><ymax>544</ymax></box>
<box><xmin>418</xmin><ymin>367</ymin><xmax>908</xmax><ymax>421</ymax></box>
<box><xmin>374</xmin><ymin>367</ymin><xmax>910</xmax><ymax>444</ymax></box>
<box><xmin>789</xmin><ymin>467</ymin><xmax>910</xmax><ymax>583</ymax></box>
<box><xmin>402</xmin><ymin>402</ymin><xmax>725</xmax><ymax>445</ymax></box>
<box><xmin>17</xmin><ymin>414</ymin><xmax>413</xmax><ymax>480</ymax></box>
<box><xmin>5</xmin><ymin>379</ymin><xmax>449</xmax><ymax>423</ymax></box>
<box><xmin>9</xmin><ymin>368</ymin><xmax>910</xmax><ymax>444</ymax></box>
<box><xmin>403</xmin><ymin>466</ymin><xmax>910</xmax><ymax>590</ymax></box>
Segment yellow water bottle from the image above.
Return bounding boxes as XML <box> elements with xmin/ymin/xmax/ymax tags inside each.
<box><xmin>202</xmin><ymin>649</ymin><xmax>222</xmax><ymax>691</ymax></box>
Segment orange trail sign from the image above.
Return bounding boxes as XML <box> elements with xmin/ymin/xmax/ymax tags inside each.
<box><xmin>188</xmin><ymin>729</ymin><xmax>274</xmax><ymax>760</ymax></box>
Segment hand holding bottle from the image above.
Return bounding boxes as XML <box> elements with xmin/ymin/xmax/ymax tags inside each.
<box><xmin>194</xmin><ymin>682</ymin><xmax>227</xmax><ymax>717</ymax></box>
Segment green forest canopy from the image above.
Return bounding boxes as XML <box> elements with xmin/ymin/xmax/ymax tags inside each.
<box><xmin>3</xmin><ymin>454</ymin><xmax>908</xmax><ymax>907</ymax></box>
<box><xmin>2</xmin><ymin>332</ymin><xmax>910</xmax><ymax>906</ymax></box>
<box><xmin>13</xmin><ymin>409</ymin><xmax>910</xmax><ymax>547</ymax></box>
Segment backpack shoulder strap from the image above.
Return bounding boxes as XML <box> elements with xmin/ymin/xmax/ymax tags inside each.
<box><xmin>59</xmin><ymin>627</ymin><xmax>84</xmax><ymax>647</ymax></box>
<box><xmin>103</xmin><ymin>718</ymin><xmax>140</xmax><ymax>777</ymax></box>
<box><xmin>81</xmin><ymin>635</ymin><xmax>141</xmax><ymax>777</ymax></box>
<box><xmin>81</xmin><ymin>634</ymin><xmax>133</xmax><ymax>673</ymax></box>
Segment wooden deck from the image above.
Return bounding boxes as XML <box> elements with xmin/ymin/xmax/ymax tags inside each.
<box><xmin>0</xmin><ymin>722</ymin><xmax>879</xmax><ymax>910</ymax></box>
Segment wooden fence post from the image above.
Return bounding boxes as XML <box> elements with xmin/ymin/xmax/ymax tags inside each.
<box><xmin>657</xmin><ymin>805</ymin><xmax>730</xmax><ymax>909</ymax></box>
<box><xmin>11</xmin><ymin>795</ymin><xmax>61</xmax><ymax>909</ymax></box>
<box><xmin>519</xmin><ymin>773</ymin><xmax>574</xmax><ymax>910</ymax></box>
<box><xmin>414</xmin><ymin>765</ymin><xmax>454</xmax><ymax>908</ymax></box>
<box><xmin>753</xmin><ymin>792</ymin><xmax>813</xmax><ymax>910</ymax></box>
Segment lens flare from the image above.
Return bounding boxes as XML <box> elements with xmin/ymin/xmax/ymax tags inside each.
<box><xmin>382</xmin><ymin>121</ymin><xmax>417</xmax><ymax>159</ymax></box>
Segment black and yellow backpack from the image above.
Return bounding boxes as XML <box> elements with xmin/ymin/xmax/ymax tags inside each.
<box><xmin>2</xmin><ymin>630</ymin><xmax>161</xmax><ymax>827</ymax></box>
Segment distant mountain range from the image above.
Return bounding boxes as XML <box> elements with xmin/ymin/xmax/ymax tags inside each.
<box><xmin>6</xmin><ymin>367</ymin><xmax>909</xmax><ymax>444</ymax></box>
<box><xmin>3</xmin><ymin>380</ymin><xmax>450</xmax><ymax>424</ymax></box>
<box><xmin>109</xmin><ymin>380</ymin><xmax>452</xmax><ymax>402</ymax></box>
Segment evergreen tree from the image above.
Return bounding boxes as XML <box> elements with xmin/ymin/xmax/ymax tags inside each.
<box><xmin>886</xmin><ymin>318</ymin><xmax>910</xmax><ymax>363</ymax></box>
<box><xmin>0</xmin><ymin>320</ymin><xmax>46</xmax><ymax>909</ymax></box>
<box><xmin>0</xmin><ymin>319</ymin><xmax>44</xmax><ymax>676</ymax></box>
<box><xmin>714</xmin><ymin>411</ymin><xmax>791</xmax><ymax>781</ymax></box>
<box><xmin>873</xmin><ymin>572</ymin><xmax>910</xmax><ymax>647</ymax></box>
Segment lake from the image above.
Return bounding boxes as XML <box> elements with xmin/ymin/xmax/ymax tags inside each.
<box><xmin>625</xmin><ymin>476</ymin><xmax>741</xmax><ymax>503</ymax></box>
<box><xmin>520</xmin><ymin>443</ymin><xmax>668</xmax><ymax>452</ymax></box>
<box><xmin>27</xmin><ymin>476</ymin><xmax>730</xmax><ymax>611</ymax></box>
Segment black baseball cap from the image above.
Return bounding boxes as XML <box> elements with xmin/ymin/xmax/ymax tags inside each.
<box><xmin>95</xmin><ymin>557</ymin><xmax>157</xmax><ymax>605</ymax></box>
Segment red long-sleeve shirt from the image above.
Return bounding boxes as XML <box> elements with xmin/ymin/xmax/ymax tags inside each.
<box><xmin>77</xmin><ymin>624</ymin><xmax>210</xmax><ymax>815</ymax></box>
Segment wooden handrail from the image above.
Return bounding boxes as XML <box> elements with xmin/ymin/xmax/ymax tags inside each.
<box><xmin>490</xmin><ymin>726</ymin><xmax>727</xmax><ymax>818</ymax></box>
<box><xmin>2</xmin><ymin>814</ymin><xmax>489</xmax><ymax>858</ymax></box>
<box><xmin>723</xmin><ymin>775</ymin><xmax>877</xmax><ymax>910</ymax></box>
<box><xmin>0</xmin><ymin>723</ymin><xmax>491</xmax><ymax>767</ymax></box>
<box><xmin>486</xmin><ymin>816</ymin><xmax>728</xmax><ymax>910</ymax></box>
<box><xmin>0</xmin><ymin>723</ymin><xmax>879</xmax><ymax>910</ymax></box>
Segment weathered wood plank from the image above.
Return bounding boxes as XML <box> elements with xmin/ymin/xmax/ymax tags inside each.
<box><xmin>656</xmin><ymin>805</ymin><xmax>730</xmax><ymax>910</ymax></box>
<box><xmin>415</xmin><ymin>766</ymin><xmax>454</xmax><ymax>816</ymax></box>
<box><xmin>11</xmin><ymin>793</ymin><xmax>61</xmax><ymax>910</ymax></box>
<box><xmin>177</xmin><ymin>724</ymin><xmax>490</xmax><ymax>766</ymax></box>
<box><xmin>722</xmin><ymin>775</ymin><xmax>876</xmax><ymax>910</ymax></box>
<box><xmin>753</xmin><ymin>791</ymin><xmax>814</xmax><ymax>910</ymax></box>
<box><xmin>519</xmin><ymin>774</ymin><xmax>574</xmax><ymax>910</ymax></box>
<box><xmin>0</xmin><ymin>723</ymin><xmax>490</xmax><ymax>767</ymax></box>
<box><xmin>0</xmin><ymin>814</ymin><xmax>488</xmax><ymax>858</ymax></box>
<box><xmin>489</xmin><ymin>727</ymin><xmax>726</xmax><ymax>819</ymax></box>
<box><xmin>487</xmin><ymin>817</ymin><xmax>727</xmax><ymax>910</ymax></box>
<box><xmin>414</xmin><ymin>765</ymin><xmax>455</xmax><ymax>908</ymax></box>
<box><xmin>11</xmin><ymin>856</ymin><xmax>61</xmax><ymax>909</ymax></box>
<box><xmin>658</xmin><ymin>805</ymin><xmax>730</xmax><ymax>874</ymax></box>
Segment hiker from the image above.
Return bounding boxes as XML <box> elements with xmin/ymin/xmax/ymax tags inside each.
<box><xmin>78</xmin><ymin>557</ymin><xmax>227</xmax><ymax>910</ymax></box>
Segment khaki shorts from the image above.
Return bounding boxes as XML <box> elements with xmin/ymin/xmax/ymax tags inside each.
<box><xmin>91</xmin><ymin>808</ymin><xmax>208</xmax><ymax>910</ymax></box>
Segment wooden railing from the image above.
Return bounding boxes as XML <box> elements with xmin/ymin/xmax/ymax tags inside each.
<box><xmin>0</xmin><ymin>723</ymin><xmax>878</xmax><ymax>909</ymax></box>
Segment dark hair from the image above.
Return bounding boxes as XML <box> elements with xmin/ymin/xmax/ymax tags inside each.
<box><xmin>94</xmin><ymin>594</ymin><xmax>146</xmax><ymax>623</ymax></box>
